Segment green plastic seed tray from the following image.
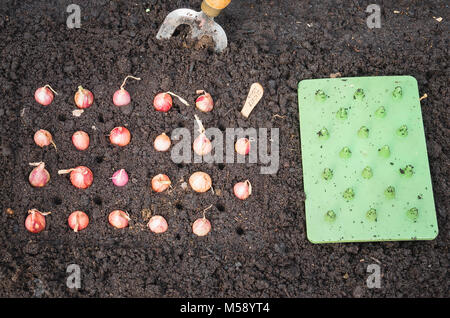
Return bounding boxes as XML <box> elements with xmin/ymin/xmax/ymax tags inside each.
<box><xmin>297</xmin><ymin>76</ymin><xmax>438</xmax><ymax>243</ymax></box>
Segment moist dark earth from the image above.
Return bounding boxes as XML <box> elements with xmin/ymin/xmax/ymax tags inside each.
<box><xmin>0</xmin><ymin>0</ymin><xmax>448</xmax><ymax>298</ymax></box>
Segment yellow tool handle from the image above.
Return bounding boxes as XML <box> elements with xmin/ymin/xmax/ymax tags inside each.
<box><xmin>205</xmin><ymin>0</ymin><xmax>231</xmax><ymax>9</ymax></box>
<box><xmin>201</xmin><ymin>0</ymin><xmax>231</xmax><ymax>17</ymax></box>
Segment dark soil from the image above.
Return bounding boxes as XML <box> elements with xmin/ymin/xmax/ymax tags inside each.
<box><xmin>0</xmin><ymin>0</ymin><xmax>448</xmax><ymax>297</ymax></box>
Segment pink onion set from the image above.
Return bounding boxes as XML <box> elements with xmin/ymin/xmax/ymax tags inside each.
<box><xmin>233</xmin><ymin>180</ymin><xmax>252</xmax><ymax>200</ymax></box>
<box><xmin>147</xmin><ymin>215</ymin><xmax>169</xmax><ymax>234</ymax></box>
<box><xmin>35</xmin><ymin>85</ymin><xmax>58</xmax><ymax>106</ymax></box>
<box><xmin>193</xmin><ymin>134</ymin><xmax>212</xmax><ymax>156</ymax></box>
<box><xmin>109</xmin><ymin>210</ymin><xmax>130</xmax><ymax>229</ymax></box>
<box><xmin>34</xmin><ymin>129</ymin><xmax>57</xmax><ymax>150</ymax></box>
<box><xmin>151</xmin><ymin>174</ymin><xmax>171</xmax><ymax>193</ymax></box>
<box><xmin>235</xmin><ymin>138</ymin><xmax>250</xmax><ymax>156</ymax></box>
<box><xmin>68</xmin><ymin>211</ymin><xmax>89</xmax><ymax>232</ymax></box>
<box><xmin>193</xmin><ymin>115</ymin><xmax>212</xmax><ymax>156</ymax></box>
<box><xmin>189</xmin><ymin>172</ymin><xmax>212</xmax><ymax>193</ymax></box>
<box><xmin>112</xmin><ymin>169</ymin><xmax>129</xmax><ymax>187</ymax></box>
<box><xmin>58</xmin><ymin>166</ymin><xmax>93</xmax><ymax>189</ymax></box>
<box><xmin>195</xmin><ymin>90</ymin><xmax>214</xmax><ymax>112</ymax></box>
<box><xmin>113</xmin><ymin>75</ymin><xmax>141</xmax><ymax>107</ymax></box>
<box><xmin>153</xmin><ymin>92</ymin><xmax>172</xmax><ymax>112</ymax></box>
<box><xmin>74</xmin><ymin>86</ymin><xmax>94</xmax><ymax>109</ymax></box>
<box><xmin>29</xmin><ymin>162</ymin><xmax>50</xmax><ymax>188</ymax></box>
<box><xmin>192</xmin><ymin>217</ymin><xmax>211</xmax><ymax>236</ymax></box>
<box><xmin>153</xmin><ymin>91</ymin><xmax>189</xmax><ymax>112</ymax></box>
<box><xmin>192</xmin><ymin>205</ymin><xmax>213</xmax><ymax>236</ymax></box>
<box><xmin>154</xmin><ymin>133</ymin><xmax>171</xmax><ymax>152</ymax></box>
<box><xmin>110</xmin><ymin>126</ymin><xmax>131</xmax><ymax>147</ymax></box>
<box><xmin>72</xmin><ymin>131</ymin><xmax>90</xmax><ymax>151</ymax></box>
<box><xmin>25</xmin><ymin>209</ymin><xmax>51</xmax><ymax>233</ymax></box>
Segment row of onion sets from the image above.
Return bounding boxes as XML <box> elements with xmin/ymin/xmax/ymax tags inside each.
<box><xmin>28</xmin><ymin>76</ymin><xmax>253</xmax><ymax>236</ymax></box>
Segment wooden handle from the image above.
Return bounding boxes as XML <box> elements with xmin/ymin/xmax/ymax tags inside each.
<box><xmin>202</xmin><ymin>0</ymin><xmax>231</xmax><ymax>17</ymax></box>
<box><xmin>205</xmin><ymin>0</ymin><xmax>231</xmax><ymax>9</ymax></box>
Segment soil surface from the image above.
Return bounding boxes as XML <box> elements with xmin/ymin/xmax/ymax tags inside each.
<box><xmin>0</xmin><ymin>0</ymin><xmax>448</xmax><ymax>297</ymax></box>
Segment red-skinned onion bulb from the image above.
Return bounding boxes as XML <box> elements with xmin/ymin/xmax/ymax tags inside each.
<box><xmin>151</xmin><ymin>174</ymin><xmax>171</xmax><ymax>193</ymax></box>
<box><xmin>109</xmin><ymin>126</ymin><xmax>131</xmax><ymax>147</ymax></box>
<box><xmin>108</xmin><ymin>210</ymin><xmax>130</xmax><ymax>229</ymax></box>
<box><xmin>189</xmin><ymin>172</ymin><xmax>212</xmax><ymax>193</ymax></box>
<box><xmin>233</xmin><ymin>180</ymin><xmax>252</xmax><ymax>200</ymax></box>
<box><xmin>154</xmin><ymin>133</ymin><xmax>171</xmax><ymax>152</ymax></box>
<box><xmin>58</xmin><ymin>166</ymin><xmax>93</xmax><ymax>189</ymax></box>
<box><xmin>192</xmin><ymin>217</ymin><xmax>211</xmax><ymax>236</ymax></box>
<box><xmin>29</xmin><ymin>162</ymin><xmax>50</xmax><ymax>188</ymax></box>
<box><xmin>153</xmin><ymin>92</ymin><xmax>172</xmax><ymax>112</ymax></box>
<box><xmin>34</xmin><ymin>129</ymin><xmax>57</xmax><ymax>150</ymax></box>
<box><xmin>34</xmin><ymin>85</ymin><xmax>58</xmax><ymax>106</ymax></box>
<box><xmin>195</xmin><ymin>90</ymin><xmax>214</xmax><ymax>112</ymax></box>
<box><xmin>193</xmin><ymin>115</ymin><xmax>212</xmax><ymax>156</ymax></box>
<box><xmin>193</xmin><ymin>134</ymin><xmax>212</xmax><ymax>156</ymax></box>
<box><xmin>113</xmin><ymin>75</ymin><xmax>141</xmax><ymax>107</ymax></box>
<box><xmin>113</xmin><ymin>89</ymin><xmax>130</xmax><ymax>107</ymax></box>
<box><xmin>235</xmin><ymin>138</ymin><xmax>250</xmax><ymax>156</ymax></box>
<box><xmin>68</xmin><ymin>211</ymin><xmax>89</xmax><ymax>232</ymax></box>
<box><xmin>72</xmin><ymin>131</ymin><xmax>90</xmax><ymax>151</ymax></box>
<box><xmin>147</xmin><ymin>215</ymin><xmax>168</xmax><ymax>234</ymax></box>
<box><xmin>112</xmin><ymin>169</ymin><xmax>129</xmax><ymax>187</ymax></box>
<box><xmin>25</xmin><ymin>209</ymin><xmax>51</xmax><ymax>234</ymax></box>
<box><xmin>74</xmin><ymin>86</ymin><xmax>94</xmax><ymax>109</ymax></box>
<box><xmin>153</xmin><ymin>91</ymin><xmax>189</xmax><ymax>112</ymax></box>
